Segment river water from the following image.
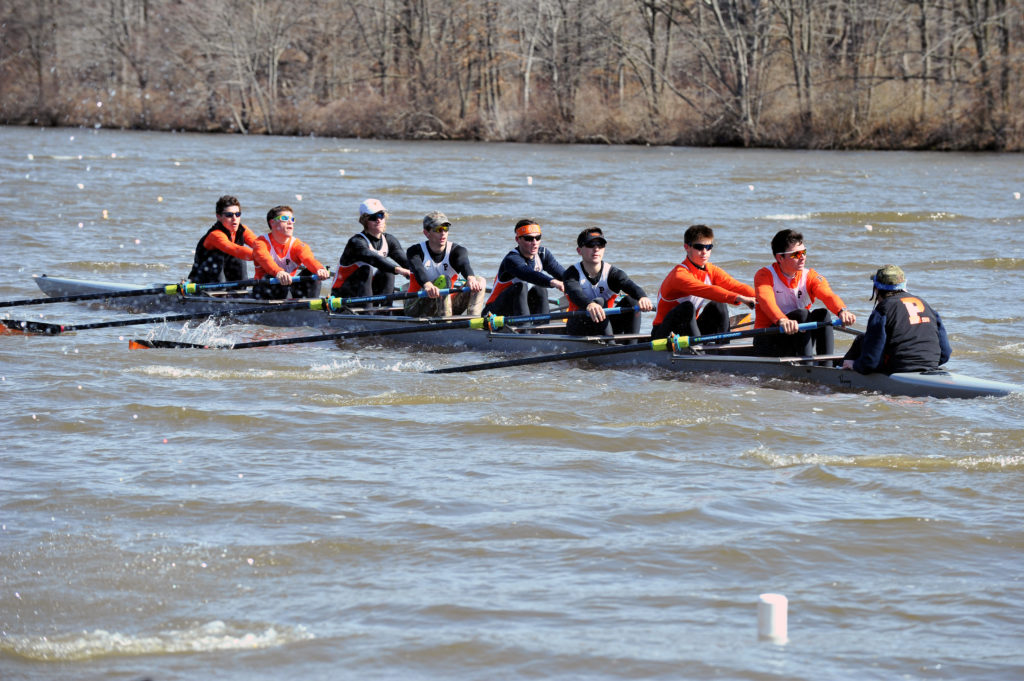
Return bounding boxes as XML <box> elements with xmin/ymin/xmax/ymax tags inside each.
<box><xmin>1</xmin><ymin>126</ymin><xmax>1022</xmax><ymax>680</ymax></box>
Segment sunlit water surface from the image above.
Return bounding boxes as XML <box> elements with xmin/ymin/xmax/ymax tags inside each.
<box><xmin>1</xmin><ymin>126</ymin><xmax>1023</xmax><ymax>680</ymax></box>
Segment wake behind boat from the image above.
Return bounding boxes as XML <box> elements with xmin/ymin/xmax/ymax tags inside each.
<box><xmin>26</xmin><ymin>275</ymin><xmax>1024</xmax><ymax>399</ymax></box>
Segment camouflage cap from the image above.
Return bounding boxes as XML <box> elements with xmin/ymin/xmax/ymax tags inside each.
<box><xmin>423</xmin><ymin>211</ymin><xmax>450</xmax><ymax>230</ymax></box>
<box><xmin>872</xmin><ymin>264</ymin><xmax>907</xmax><ymax>291</ymax></box>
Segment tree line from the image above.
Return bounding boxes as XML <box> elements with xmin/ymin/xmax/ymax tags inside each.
<box><xmin>1</xmin><ymin>0</ymin><xmax>1020</xmax><ymax>150</ymax></box>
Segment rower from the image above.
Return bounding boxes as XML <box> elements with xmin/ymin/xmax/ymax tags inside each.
<box><xmin>563</xmin><ymin>228</ymin><xmax>653</xmax><ymax>336</ymax></box>
<box><xmin>482</xmin><ymin>218</ymin><xmax>566</xmax><ymax>318</ymax></box>
<box><xmin>251</xmin><ymin>206</ymin><xmax>330</xmax><ymax>300</ymax></box>
<box><xmin>330</xmin><ymin>198</ymin><xmax>412</xmax><ymax>304</ymax></box>
<box><xmin>841</xmin><ymin>264</ymin><xmax>951</xmax><ymax>373</ymax></box>
<box><xmin>650</xmin><ymin>224</ymin><xmax>755</xmax><ymax>340</ymax></box>
<box><xmin>752</xmin><ymin>228</ymin><xmax>856</xmax><ymax>356</ymax></box>
<box><xmin>187</xmin><ymin>195</ymin><xmax>257</xmax><ymax>284</ymax></box>
<box><xmin>404</xmin><ymin>211</ymin><xmax>487</xmax><ymax>317</ymax></box>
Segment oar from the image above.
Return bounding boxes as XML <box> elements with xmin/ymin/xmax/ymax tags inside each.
<box><xmin>3</xmin><ymin>286</ymin><xmax>469</xmax><ymax>336</ymax></box>
<box><xmin>425</xmin><ymin>319</ymin><xmax>843</xmax><ymax>374</ymax></box>
<box><xmin>2</xmin><ymin>298</ymin><xmax>330</xmax><ymax>335</ymax></box>
<box><xmin>127</xmin><ymin>306</ymin><xmax>641</xmax><ymax>350</ymax></box>
<box><xmin>0</xmin><ymin>275</ymin><xmax>325</xmax><ymax>309</ymax></box>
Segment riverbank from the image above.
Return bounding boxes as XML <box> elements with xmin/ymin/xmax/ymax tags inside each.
<box><xmin>5</xmin><ymin>91</ymin><xmax>1021</xmax><ymax>153</ymax></box>
<box><xmin>3</xmin><ymin>1</ymin><xmax>1020</xmax><ymax>153</ymax></box>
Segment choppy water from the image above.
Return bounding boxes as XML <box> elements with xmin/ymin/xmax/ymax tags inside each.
<box><xmin>1</xmin><ymin>126</ymin><xmax>1023</xmax><ymax>680</ymax></box>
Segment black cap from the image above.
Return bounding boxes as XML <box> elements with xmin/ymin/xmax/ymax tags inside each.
<box><xmin>577</xmin><ymin>228</ymin><xmax>606</xmax><ymax>248</ymax></box>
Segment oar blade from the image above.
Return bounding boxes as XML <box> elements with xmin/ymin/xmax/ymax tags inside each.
<box><xmin>128</xmin><ymin>339</ymin><xmax>215</xmax><ymax>349</ymax></box>
<box><xmin>1</xmin><ymin>319</ymin><xmax>64</xmax><ymax>335</ymax></box>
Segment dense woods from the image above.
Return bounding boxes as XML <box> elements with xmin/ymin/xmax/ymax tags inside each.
<box><xmin>1</xmin><ymin>0</ymin><xmax>1020</xmax><ymax>150</ymax></box>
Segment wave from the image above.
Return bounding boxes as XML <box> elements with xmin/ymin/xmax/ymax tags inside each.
<box><xmin>744</xmin><ymin>445</ymin><xmax>1024</xmax><ymax>471</ymax></box>
<box><xmin>762</xmin><ymin>210</ymin><xmax>961</xmax><ymax>225</ymax></box>
<box><xmin>0</xmin><ymin>620</ymin><xmax>313</xmax><ymax>661</ymax></box>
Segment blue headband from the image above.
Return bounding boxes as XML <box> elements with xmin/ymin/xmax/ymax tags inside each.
<box><xmin>873</xmin><ymin>277</ymin><xmax>906</xmax><ymax>291</ymax></box>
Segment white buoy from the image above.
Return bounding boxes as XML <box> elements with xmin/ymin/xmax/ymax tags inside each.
<box><xmin>758</xmin><ymin>593</ymin><xmax>788</xmax><ymax>643</ymax></box>
<box><xmin>527</xmin><ymin>176</ymin><xmax>533</xmax><ymax>185</ymax></box>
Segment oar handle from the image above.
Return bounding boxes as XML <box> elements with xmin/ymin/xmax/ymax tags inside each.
<box><xmin>169</xmin><ymin>274</ymin><xmax>321</xmax><ymax>295</ymax></box>
<box><xmin>670</xmin><ymin>318</ymin><xmax>842</xmax><ymax>350</ymax></box>
<box><xmin>486</xmin><ymin>305</ymin><xmax>641</xmax><ymax>330</ymax></box>
<box><xmin>325</xmin><ymin>286</ymin><xmax>468</xmax><ymax>310</ymax></box>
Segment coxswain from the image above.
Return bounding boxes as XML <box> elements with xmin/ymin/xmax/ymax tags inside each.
<box><xmin>841</xmin><ymin>264</ymin><xmax>951</xmax><ymax>373</ymax></box>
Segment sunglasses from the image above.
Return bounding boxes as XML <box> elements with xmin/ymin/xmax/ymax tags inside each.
<box><xmin>519</xmin><ymin>235</ymin><xmax>542</xmax><ymax>242</ymax></box>
<box><xmin>688</xmin><ymin>243</ymin><xmax>714</xmax><ymax>252</ymax></box>
<box><xmin>582</xmin><ymin>240</ymin><xmax>606</xmax><ymax>248</ymax></box>
<box><xmin>430</xmin><ymin>225</ymin><xmax>450</xmax><ymax>233</ymax></box>
<box><xmin>365</xmin><ymin>212</ymin><xmax>386</xmax><ymax>222</ymax></box>
<box><xmin>780</xmin><ymin>249</ymin><xmax>807</xmax><ymax>259</ymax></box>
<box><xmin>274</xmin><ymin>214</ymin><xmax>295</xmax><ymax>222</ymax></box>
<box><xmin>220</xmin><ymin>211</ymin><xmax>241</xmax><ymax>218</ymax></box>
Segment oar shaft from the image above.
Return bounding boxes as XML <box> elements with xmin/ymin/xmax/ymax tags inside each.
<box><xmin>427</xmin><ymin>319</ymin><xmax>847</xmax><ymax>374</ymax></box>
<box><xmin>0</xmin><ymin>275</ymin><xmax>322</xmax><ymax>309</ymax></box>
<box><xmin>2</xmin><ymin>277</ymin><xmax>328</xmax><ymax>334</ymax></box>
<box><xmin>673</xmin><ymin>318</ymin><xmax>841</xmax><ymax>349</ymax></box>
<box><xmin>50</xmin><ymin>299</ymin><xmax>331</xmax><ymax>333</ymax></box>
<box><xmin>327</xmin><ymin>286</ymin><xmax>463</xmax><ymax>308</ymax></box>
<box><xmin>129</xmin><ymin>304</ymin><xmax>639</xmax><ymax>350</ymax></box>
<box><xmin>487</xmin><ymin>305</ymin><xmax>638</xmax><ymax>329</ymax></box>
<box><xmin>426</xmin><ymin>337</ymin><xmax>669</xmax><ymax>374</ymax></box>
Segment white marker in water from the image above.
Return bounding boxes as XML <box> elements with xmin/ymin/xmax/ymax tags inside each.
<box><xmin>758</xmin><ymin>593</ymin><xmax>788</xmax><ymax>644</ymax></box>
<box><xmin>1014</xmin><ymin>192</ymin><xmax>1021</xmax><ymax>200</ymax></box>
<box><xmin>865</xmin><ymin>224</ymin><xmax>873</xmax><ymax>231</ymax></box>
<box><xmin>339</xmin><ymin>169</ymin><xmax>345</xmax><ymax>176</ymax></box>
<box><xmin>527</xmin><ymin>176</ymin><xmax>533</xmax><ymax>185</ymax></box>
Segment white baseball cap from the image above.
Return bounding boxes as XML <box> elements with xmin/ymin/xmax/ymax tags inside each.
<box><xmin>359</xmin><ymin>198</ymin><xmax>386</xmax><ymax>216</ymax></box>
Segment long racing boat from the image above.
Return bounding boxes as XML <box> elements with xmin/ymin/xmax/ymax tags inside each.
<box><xmin>21</xmin><ymin>274</ymin><xmax>1024</xmax><ymax>399</ymax></box>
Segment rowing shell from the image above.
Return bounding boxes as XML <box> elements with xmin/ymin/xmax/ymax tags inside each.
<box><xmin>28</xmin><ymin>275</ymin><xmax>1024</xmax><ymax>399</ymax></box>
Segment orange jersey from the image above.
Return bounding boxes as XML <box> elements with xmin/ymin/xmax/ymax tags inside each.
<box><xmin>252</xmin><ymin>235</ymin><xmax>324</xmax><ymax>279</ymax></box>
<box><xmin>652</xmin><ymin>260</ymin><xmax>753</xmax><ymax>327</ymax></box>
<box><xmin>204</xmin><ymin>224</ymin><xmax>257</xmax><ymax>260</ymax></box>
<box><xmin>754</xmin><ymin>263</ymin><xmax>846</xmax><ymax>329</ymax></box>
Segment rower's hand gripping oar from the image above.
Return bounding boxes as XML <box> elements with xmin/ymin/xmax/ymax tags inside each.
<box><xmin>126</xmin><ymin>304</ymin><xmax>641</xmax><ymax>350</ymax></box>
<box><xmin>0</xmin><ymin>276</ymin><xmax>290</xmax><ymax>309</ymax></box>
<box><xmin>425</xmin><ymin>319</ymin><xmax>844</xmax><ymax>374</ymax></box>
<box><xmin>3</xmin><ymin>280</ymin><xmax>454</xmax><ymax>336</ymax></box>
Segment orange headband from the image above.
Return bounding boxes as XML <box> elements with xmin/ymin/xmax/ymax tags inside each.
<box><xmin>515</xmin><ymin>223</ymin><xmax>541</xmax><ymax>237</ymax></box>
